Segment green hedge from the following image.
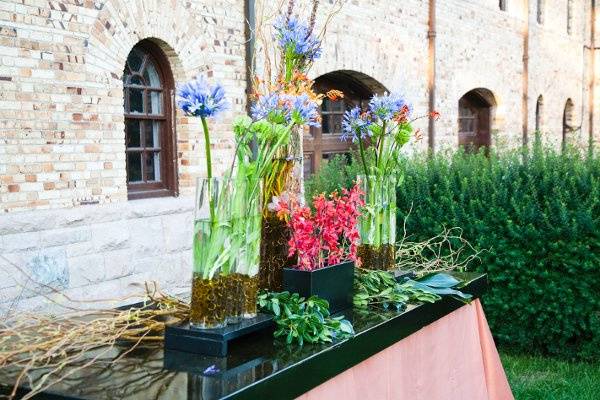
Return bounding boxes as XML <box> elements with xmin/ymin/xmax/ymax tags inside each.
<box><xmin>307</xmin><ymin>147</ymin><xmax>600</xmax><ymax>359</ymax></box>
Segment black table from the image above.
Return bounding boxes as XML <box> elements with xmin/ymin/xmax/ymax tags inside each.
<box><xmin>0</xmin><ymin>272</ymin><xmax>487</xmax><ymax>400</ymax></box>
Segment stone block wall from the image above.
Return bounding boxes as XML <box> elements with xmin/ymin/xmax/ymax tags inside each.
<box><xmin>0</xmin><ymin>196</ymin><xmax>193</xmax><ymax>314</ymax></box>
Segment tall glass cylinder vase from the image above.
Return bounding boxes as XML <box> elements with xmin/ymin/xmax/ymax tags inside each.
<box><xmin>258</xmin><ymin>157</ymin><xmax>295</xmax><ymax>292</ymax></box>
<box><xmin>230</xmin><ymin>177</ymin><xmax>262</xmax><ymax>320</ymax></box>
<box><xmin>190</xmin><ymin>177</ymin><xmax>233</xmax><ymax>329</ymax></box>
<box><xmin>357</xmin><ymin>175</ymin><xmax>397</xmax><ymax>270</ymax></box>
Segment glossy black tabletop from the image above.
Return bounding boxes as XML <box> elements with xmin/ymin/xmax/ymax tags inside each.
<box><xmin>0</xmin><ymin>272</ymin><xmax>487</xmax><ymax>400</ymax></box>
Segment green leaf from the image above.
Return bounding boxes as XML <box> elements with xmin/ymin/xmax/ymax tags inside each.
<box><xmin>418</xmin><ymin>273</ymin><xmax>461</xmax><ymax>288</ymax></box>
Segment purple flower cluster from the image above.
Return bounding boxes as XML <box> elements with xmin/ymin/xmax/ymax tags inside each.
<box><xmin>341</xmin><ymin>106</ymin><xmax>372</xmax><ymax>143</ymax></box>
<box><xmin>176</xmin><ymin>76</ymin><xmax>228</xmax><ymax>118</ymax></box>
<box><xmin>251</xmin><ymin>92</ymin><xmax>320</xmax><ymax>127</ymax></box>
<box><xmin>274</xmin><ymin>15</ymin><xmax>322</xmax><ymax>62</ymax></box>
<box><xmin>368</xmin><ymin>92</ymin><xmax>408</xmax><ymax>121</ymax></box>
<box><xmin>341</xmin><ymin>92</ymin><xmax>411</xmax><ymax>141</ymax></box>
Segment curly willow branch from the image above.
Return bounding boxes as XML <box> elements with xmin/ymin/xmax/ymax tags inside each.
<box><xmin>0</xmin><ymin>279</ymin><xmax>190</xmax><ymax>400</ymax></box>
<box><xmin>395</xmin><ymin>210</ymin><xmax>484</xmax><ymax>276</ymax></box>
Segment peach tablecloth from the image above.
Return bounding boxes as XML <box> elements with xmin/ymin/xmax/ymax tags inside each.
<box><xmin>297</xmin><ymin>299</ymin><xmax>513</xmax><ymax>400</ymax></box>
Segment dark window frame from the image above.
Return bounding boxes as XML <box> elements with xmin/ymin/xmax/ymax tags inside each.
<box><xmin>123</xmin><ymin>40</ymin><xmax>178</xmax><ymax>200</ymax></box>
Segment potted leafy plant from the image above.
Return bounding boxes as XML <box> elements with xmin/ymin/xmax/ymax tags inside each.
<box><xmin>272</xmin><ymin>184</ymin><xmax>364</xmax><ymax>313</ymax></box>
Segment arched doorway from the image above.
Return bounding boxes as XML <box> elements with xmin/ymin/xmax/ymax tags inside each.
<box><xmin>303</xmin><ymin>71</ymin><xmax>387</xmax><ymax>176</ymax></box>
<box><xmin>458</xmin><ymin>89</ymin><xmax>495</xmax><ymax>152</ymax></box>
<box><xmin>562</xmin><ymin>98</ymin><xmax>574</xmax><ymax>150</ymax></box>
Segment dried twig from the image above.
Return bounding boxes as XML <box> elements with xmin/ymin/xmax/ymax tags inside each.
<box><xmin>395</xmin><ymin>210</ymin><xmax>483</xmax><ymax>276</ymax></box>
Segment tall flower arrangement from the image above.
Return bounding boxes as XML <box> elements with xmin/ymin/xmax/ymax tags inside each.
<box><xmin>341</xmin><ymin>94</ymin><xmax>437</xmax><ymax>270</ymax></box>
<box><xmin>177</xmin><ymin>76</ymin><xmax>234</xmax><ymax>328</ymax></box>
<box><xmin>254</xmin><ymin>1</ymin><xmax>328</xmax><ymax>291</ymax></box>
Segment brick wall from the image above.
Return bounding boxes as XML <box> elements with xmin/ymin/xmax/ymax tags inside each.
<box><xmin>0</xmin><ymin>0</ymin><xmax>597</xmax><ymax>313</ymax></box>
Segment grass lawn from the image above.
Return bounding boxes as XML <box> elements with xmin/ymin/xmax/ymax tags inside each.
<box><xmin>500</xmin><ymin>349</ymin><xmax>600</xmax><ymax>400</ymax></box>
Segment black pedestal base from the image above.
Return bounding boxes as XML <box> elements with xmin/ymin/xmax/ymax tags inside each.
<box><xmin>164</xmin><ymin>313</ymin><xmax>273</xmax><ymax>357</ymax></box>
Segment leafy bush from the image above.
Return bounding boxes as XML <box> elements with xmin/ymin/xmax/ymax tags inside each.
<box><xmin>305</xmin><ymin>153</ymin><xmax>362</xmax><ymax>199</ymax></box>
<box><xmin>308</xmin><ymin>145</ymin><xmax>600</xmax><ymax>359</ymax></box>
<box><xmin>396</xmin><ymin>146</ymin><xmax>600</xmax><ymax>360</ymax></box>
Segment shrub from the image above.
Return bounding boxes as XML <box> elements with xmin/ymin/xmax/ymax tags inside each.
<box><xmin>305</xmin><ymin>153</ymin><xmax>361</xmax><ymax>199</ymax></box>
<box><xmin>396</xmin><ymin>147</ymin><xmax>600</xmax><ymax>360</ymax></box>
<box><xmin>308</xmin><ymin>146</ymin><xmax>600</xmax><ymax>359</ymax></box>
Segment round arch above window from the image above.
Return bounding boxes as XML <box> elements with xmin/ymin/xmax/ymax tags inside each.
<box><xmin>303</xmin><ymin>70</ymin><xmax>387</xmax><ymax>176</ymax></box>
<box><xmin>123</xmin><ymin>40</ymin><xmax>177</xmax><ymax>200</ymax></box>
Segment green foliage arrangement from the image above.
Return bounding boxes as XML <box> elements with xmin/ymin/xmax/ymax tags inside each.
<box><xmin>353</xmin><ymin>269</ymin><xmax>439</xmax><ymax>309</ymax></box>
<box><xmin>396</xmin><ymin>146</ymin><xmax>600</xmax><ymax>360</ymax></box>
<box><xmin>257</xmin><ymin>291</ymin><xmax>354</xmax><ymax>346</ymax></box>
<box><xmin>353</xmin><ymin>269</ymin><xmax>471</xmax><ymax>310</ymax></box>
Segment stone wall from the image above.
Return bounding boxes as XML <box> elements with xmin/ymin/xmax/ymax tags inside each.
<box><xmin>0</xmin><ymin>0</ymin><xmax>597</xmax><ymax>313</ymax></box>
<box><xmin>0</xmin><ymin>196</ymin><xmax>193</xmax><ymax>314</ymax></box>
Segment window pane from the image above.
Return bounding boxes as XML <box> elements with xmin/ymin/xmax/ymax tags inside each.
<box><xmin>126</xmin><ymin>120</ymin><xmax>141</xmax><ymax>148</ymax></box>
<box><xmin>127</xmin><ymin>152</ymin><xmax>142</xmax><ymax>182</ymax></box>
<box><xmin>148</xmin><ymin>91</ymin><xmax>162</xmax><ymax>115</ymax></box>
<box><xmin>322</xmin><ymin>99</ymin><xmax>343</xmax><ymax>112</ymax></box>
<box><xmin>322</xmin><ymin>115</ymin><xmax>330</xmax><ymax>133</ymax></box>
<box><xmin>145</xmin><ymin>121</ymin><xmax>161</xmax><ymax>148</ymax></box>
<box><xmin>130</xmin><ymin>75</ymin><xmax>143</xmax><ymax>86</ymax></box>
<box><xmin>328</xmin><ymin>114</ymin><xmax>342</xmax><ymax>134</ymax></box>
<box><xmin>146</xmin><ymin>151</ymin><xmax>160</xmax><ymax>182</ymax></box>
<box><xmin>127</xmin><ymin>50</ymin><xmax>144</xmax><ymax>72</ymax></box>
<box><xmin>144</xmin><ymin>61</ymin><xmax>161</xmax><ymax>87</ymax></box>
<box><xmin>128</xmin><ymin>88</ymin><xmax>144</xmax><ymax>114</ymax></box>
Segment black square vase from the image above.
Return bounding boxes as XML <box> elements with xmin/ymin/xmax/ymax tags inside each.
<box><xmin>282</xmin><ymin>261</ymin><xmax>354</xmax><ymax>314</ymax></box>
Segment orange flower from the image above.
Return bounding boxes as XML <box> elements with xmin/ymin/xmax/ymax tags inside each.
<box><xmin>325</xmin><ymin>90</ymin><xmax>344</xmax><ymax>101</ymax></box>
<box><xmin>429</xmin><ymin>110</ymin><xmax>441</xmax><ymax>120</ymax></box>
<box><xmin>393</xmin><ymin>104</ymin><xmax>411</xmax><ymax>124</ymax></box>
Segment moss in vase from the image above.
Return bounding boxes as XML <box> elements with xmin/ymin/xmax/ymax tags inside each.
<box><xmin>357</xmin><ymin>244</ymin><xmax>395</xmax><ymax>270</ymax></box>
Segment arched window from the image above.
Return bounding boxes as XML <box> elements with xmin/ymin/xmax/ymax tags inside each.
<box><xmin>303</xmin><ymin>71</ymin><xmax>385</xmax><ymax>176</ymax></box>
<box><xmin>499</xmin><ymin>0</ymin><xmax>507</xmax><ymax>11</ymax></box>
<box><xmin>537</xmin><ymin>0</ymin><xmax>544</xmax><ymax>24</ymax></box>
<box><xmin>562</xmin><ymin>99</ymin><xmax>575</xmax><ymax>150</ymax></box>
<box><xmin>458</xmin><ymin>89</ymin><xmax>495</xmax><ymax>153</ymax></box>
<box><xmin>123</xmin><ymin>40</ymin><xmax>177</xmax><ymax>200</ymax></box>
<box><xmin>567</xmin><ymin>0</ymin><xmax>573</xmax><ymax>34</ymax></box>
<box><xmin>535</xmin><ymin>95</ymin><xmax>543</xmax><ymax>133</ymax></box>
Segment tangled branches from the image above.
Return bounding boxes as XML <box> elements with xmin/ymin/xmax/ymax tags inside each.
<box><xmin>396</xmin><ymin>226</ymin><xmax>483</xmax><ymax>277</ymax></box>
<box><xmin>0</xmin><ymin>282</ymin><xmax>190</xmax><ymax>400</ymax></box>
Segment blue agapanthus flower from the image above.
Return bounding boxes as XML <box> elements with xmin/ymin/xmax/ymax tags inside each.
<box><xmin>368</xmin><ymin>92</ymin><xmax>408</xmax><ymax>121</ymax></box>
<box><xmin>288</xmin><ymin>94</ymin><xmax>320</xmax><ymax>127</ymax></box>
<box><xmin>251</xmin><ymin>92</ymin><xmax>320</xmax><ymax>127</ymax></box>
<box><xmin>274</xmin><ymin>15</ymin><xmax>322</xmax><ymax>62</ymax></box>
<box><xmin>176</xmin><ymin>76</ymin><xmax>228</xmax><ymax>118</ymax></box>
<box><xmin>341</xmin><ymin>106</ymin><xmax>372</xmax><ymax>142</ymax></box>
<box><xmin>251</xmin><ymin>92</ymin><xmax>284</xmax><ymax>122</ymax></box>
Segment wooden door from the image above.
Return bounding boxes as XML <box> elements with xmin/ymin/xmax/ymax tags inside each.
<box><xmin>458</xmin><ymin>92</ymin><xmax>491</xmax><ymax>152</ymax></box>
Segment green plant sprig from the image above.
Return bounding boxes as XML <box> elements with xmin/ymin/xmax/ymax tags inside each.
<box><xmin>353</xmin><ymin>269</ymin><xmax>442</xmax><ymax>309</ymax></box>
<box><xmin>258</xmin><ymin>291</ymin><xmax>354</xmax><ymax>346</ymax></box>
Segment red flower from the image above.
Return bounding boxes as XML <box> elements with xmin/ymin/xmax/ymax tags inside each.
<box><xmin>273</xmin><ymin>183</ymin><xmax>364</xmax><ymax>271</ymax></box>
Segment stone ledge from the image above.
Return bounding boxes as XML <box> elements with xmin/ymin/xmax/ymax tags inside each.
<box><xmin>0</xmin><ymin>196</ymin><xmax>195</xmax><ymax>236</ymax></box>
